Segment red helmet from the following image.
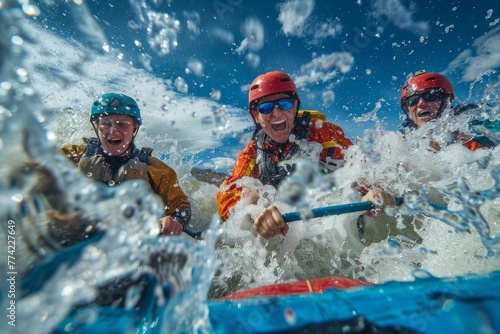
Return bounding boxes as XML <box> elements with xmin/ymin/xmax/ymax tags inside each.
<box><xmin>248</xmin><ymin>71</ymin><xmax>300</xmax><ymax>111</ymax></box>
<box><xmin>400</xmin><ymin>71</ymin><xmax>454</xmax><ymax>109</ymax></box>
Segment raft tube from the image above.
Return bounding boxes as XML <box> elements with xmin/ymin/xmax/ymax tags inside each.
<box><xmin>222</xmin><ymin>276</ymin><xmax>372</xmax><ymax>300</ymax></box>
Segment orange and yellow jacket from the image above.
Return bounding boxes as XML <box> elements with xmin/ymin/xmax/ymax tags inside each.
<box><xmin>61</xmin><ymin>138</ymin><xmax>191</xmax><ymax>227</ymax></box>
<box><xmin>217</xmin><ymin>114</ymin><xmax>352</xmax><ymax>220</ymax></box>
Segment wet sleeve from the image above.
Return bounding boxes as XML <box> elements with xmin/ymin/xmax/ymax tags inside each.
<box><xmin>60</xmin><ymin>143</ymin><xmax>87</xmax><ymax>165</ymax></box>
<box><xmin>148</xmin><ymin>158</ymin><xmax>191</xmax><ymax>228</ymax></box>
<box><xmin>216</xmin><ymin>142</ymin><xmax>257</xmax><ymax>221</ymax></box>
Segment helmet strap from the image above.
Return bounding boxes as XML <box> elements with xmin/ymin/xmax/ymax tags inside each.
<box><xmin>91</xmin><ymin>121</ymin><xmax>100</xmax><ymax>143</ymax></box>
<box><xmin>436</xmin><ymin>97</ymin><xmax>450</xmax><ymax>119</ymax></box>
<box><xmin>131</xmin><ymin>125</ymin><xmax>140</xmax><ymax>142</ymax></box>
<box><xmin>251</xmin><ymin>124</ymin><xmax>263</xmax><ymax>140</ymax></box>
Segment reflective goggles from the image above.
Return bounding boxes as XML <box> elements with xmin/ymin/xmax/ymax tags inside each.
<box><xmin>255</xmin><ymin>98</ymin><xmax>295</xmax><ymax>114</ymax></box>
<box><xmin>403</xmin><ymin>89</ymin><xmax>448</xmax><ymax>108</ymax></box>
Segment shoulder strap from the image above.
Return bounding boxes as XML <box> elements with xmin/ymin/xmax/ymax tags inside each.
<box><xmin>294</xmin><ymin>111</ymin><xmax>311</xmax><ymax>140</ymax></box>
<box><xmin>84</xmin><ymin>139</ymin><xmax>153</xmax><ymax>164</ymax></box>
<box><xmin>138</xmin><ymin>147</ymin><xmax>153</xmax><ymax>164</ymax></box>
<box><xmin>453</xmin><ymin>103</ymin><xmax>480</xmax><ymax>116</ymax></box>
<box><xmin>82</xmin><ymin>137</ymin><xmax>100</xmax><ymax>156</ymax></box>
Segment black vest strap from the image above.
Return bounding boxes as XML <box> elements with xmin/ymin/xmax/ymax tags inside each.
<box><xmin>83</xmin><ymin>138</ymin><xmax>152</xmax><ymax>164</ymax></box>
<box><xmin>294</xmin><ymin>111</ymin><xmax>311</xmax><ymax>140</ymax></box>
<box><xmin>83</xmin><ymin>137</ymin><xmax>101</xmax><ymax>156</ymax></box>
<box><xmin>137</xmin><ymin>147</ymin><xmax>153</xmax><ymax>164</ymax></box>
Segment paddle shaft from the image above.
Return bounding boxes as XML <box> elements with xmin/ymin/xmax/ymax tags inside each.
<box><xmin>282</xmin><ymin>201</ymin><xmax>374</xmax><ymax>223</ymax></box>
<box><xmin>281</xmin><ymin>197</ymin><xmax>446</xmax><ymax>223</ymax></box>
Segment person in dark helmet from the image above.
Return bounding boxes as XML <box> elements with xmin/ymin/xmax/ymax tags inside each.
<box><xmin>61</xmin><ymin>93</ymin><xmax>191</xmax><ymax>236</ymax></box>
<box><xmin>217</xmin><ymin>71</ymin><xmax>355</xmax><ymax>239</ymax></box>
<box><xmin>400</xmin><ymin>70</ymin><xmax>498</xmax><ymax>151</ymax></box>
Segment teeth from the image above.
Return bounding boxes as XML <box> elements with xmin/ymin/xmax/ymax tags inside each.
<box><xmin>271</xmin><ymin>119</ymin><xmax>285</xmax><ymax>125</ymax></box>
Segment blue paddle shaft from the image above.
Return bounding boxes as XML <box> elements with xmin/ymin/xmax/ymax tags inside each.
<box><xmin>281</xmin><ymin>197</ymin><xmax>447</xmax><ymax>223</ymax></box>
<box><xmin>282</xmin><ymin>201</ymin><xmax>374</xmax><ymax>223</ymax></box>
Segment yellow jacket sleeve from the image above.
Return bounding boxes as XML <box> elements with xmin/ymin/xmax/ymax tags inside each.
<box><xmin>60</xmin><ymin>143</ymin><xmax>87</xmax><ymax>165</ymax></box>
<box><xmin>147</xmin><ymin>157</ymin><xmax>191</xmax><ymax>217</ymax></box>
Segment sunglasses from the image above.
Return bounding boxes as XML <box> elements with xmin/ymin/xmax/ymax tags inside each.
<box><xmin>403</xmin><ymin>90</ymin><xmax>448</xmax><ymax>108</ymax></box>
<box><xmin>256</xmin><ymin>98</ymin><xmax>295</xmax><ymax>114</ymax></box>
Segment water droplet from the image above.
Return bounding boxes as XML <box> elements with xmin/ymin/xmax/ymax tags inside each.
<box><xmin>245</xmin><ymin>52</ymin><xmax>260</xmax><ymax>68</ymax></box>
<box><xmin>284</xmin><ymin>307</ymin><xmax>296</xmax><ymax>325</ymax></box>
<box><xmin>412</xmin><ymin>269</ymin><xmax>433</xmax><ymax>279</ymax></box>
<box><xmin>121</xmin><ymin>204</ymin><xmax>135</xmax><ymax>218</ymax></box>
<box><xmin>174</xmin><ymin>77</ymin><xmax>188</xmax><ymax>94</ymax></box>
<box><xmin>210</xmin><ymin>89</ymin><xmax>221</xmax><ymax>101</ymax></box>
<box><xmin>21</xmin><ymin>4</ymin><xmax>41</xmax><ymax>16</ymax></box>
<box><xmin>11</xmin><ymin>194</ymin><xmax>24</xmax><ymax>203</ymax></box>
<box><xmin>187</xmin><ymin>58</ymin><xmax>204</xmax><ymax>77</ymax></box>
<box><xmin>278</xmin><ymin>178</ymin><xmax>305</xmax><ymax>206</ymax></box>
<box><xmin>322</xmin><ymin>89</ymin><xmax>335</xmax><ymax>107</ymax></box>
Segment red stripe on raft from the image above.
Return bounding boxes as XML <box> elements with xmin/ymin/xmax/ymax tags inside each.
<box><xmin>222</xmin><ymin>276</ymin><xmax>373</xmax><ymax>300</ymax></box>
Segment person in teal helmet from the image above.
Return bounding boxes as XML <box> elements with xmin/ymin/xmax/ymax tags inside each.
<box><xmin>61</xmin><ymin>93</ymin><xmax>192</xmax><ymax>237</ymax></box>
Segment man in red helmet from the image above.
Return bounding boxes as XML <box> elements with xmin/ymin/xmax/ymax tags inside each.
<box><xmin>400</xmin><ymin>70</ymin><xmax>455</xmax><ymax>128</ymax></box>
<box><xmin>400</xmin><ymin>70</ymin><xmax>497</xmax><ymax>151</ymax></box>
<box><xmin>216</xmin><ymin>71</ymin><xmax>354</xmax><ymax>239</ymax></box>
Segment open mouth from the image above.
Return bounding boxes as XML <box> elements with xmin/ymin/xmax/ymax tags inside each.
<box><xmin>417</xmin><ymin>111</ymin><xmax>432</xmax><ymax>118</ymax></box>
<box><xmin>271</xmin><ymin>119</ymin><xmax>286</xmax><ymax>131</ymax></box>
<box><xmin>107</xmin><ymin>138</ymin><xmax>123</xmax><ymax>146</ymax></box>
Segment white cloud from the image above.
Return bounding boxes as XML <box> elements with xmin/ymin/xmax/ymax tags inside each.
<box><xmin>277</xmin><ymin>0</ymin><xmax>342</xmax><ymax>45</ymax></box>
<box><xmin>293</xmin><ymin>52</ymin><xmax>354</xmax><ymax>88</ymax></box>
<box><xmin>210</xmin><ymin>27</ymin><xmax>235</xmax><ymax>45</ymax></box>
<box><xmin>446</xmin><ymin>26</ymin><xmax>500</xmax><ymax>82</ymax></box>
<box><xmin>372</xmin><ymin>0</ymin><xmax>429</xmax><ymax>36</ymax></box>
<box><xmin>200</xmin><ymin>157</ymin><xmax>237</xmax><ymax>172</ymax></box>
<box><xmin>311</xmin><ymin>19</ymin><xmax>343</xmax><ymax>41</ymax></box>
<box><xmin>278</xmin><ymin>0</ymin><xmax>315</xmax><ymax>36</ymax></box>
<box><xmin>21</xmin><ymin>20</ymin><xmax>249</xmax><ymax>157</ymax></box>
<box><xmin>235</xmin><ymin>17</ymin><xmax>265</xmax><ymax>56</ymax></box>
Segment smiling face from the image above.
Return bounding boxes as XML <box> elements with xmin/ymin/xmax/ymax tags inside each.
<box><xmin>250</xmin><ymin>93</ymin><xmax>298</xmax><ymax>143</ymax></box>
<box><xmin>96</xmin><ymin>114</ymin><xmax>137</xmax><ymax>156</ymax></box>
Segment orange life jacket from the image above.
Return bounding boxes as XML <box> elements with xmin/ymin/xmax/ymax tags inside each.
<box><xmin>217</xmin><ymin>114</ymin><xmax>352</xmax><ymax>220</ymax></box>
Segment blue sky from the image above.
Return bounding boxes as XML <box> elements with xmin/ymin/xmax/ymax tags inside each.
<box><xmin>27</xmin><ymin>0</ymin><xmax>500</xmax><ymax>169</ymax></box>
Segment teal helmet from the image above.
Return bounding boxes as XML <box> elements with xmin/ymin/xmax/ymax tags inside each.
<box><xmin>90</xmin><ymin>93</ymin><xmax>142</xmax><ymax>125</ymax></box>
